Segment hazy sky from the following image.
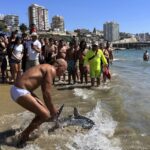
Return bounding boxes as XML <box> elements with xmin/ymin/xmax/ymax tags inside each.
<box><xmin>1</xmin><ymin>0</ymin><xmax>149</xmax><ymax>33</ymax></box>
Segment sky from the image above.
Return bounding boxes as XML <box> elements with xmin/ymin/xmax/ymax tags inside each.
<box><xmin>0</xmin><ymin>0</ymin><xmax>150</xmax><ymax>34</ymax></box>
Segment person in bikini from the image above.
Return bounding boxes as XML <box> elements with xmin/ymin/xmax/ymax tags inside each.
<box><xmin>10</xmin><ymin>58</ymin><xmax>67</xmax><ymax>146</ymax></box>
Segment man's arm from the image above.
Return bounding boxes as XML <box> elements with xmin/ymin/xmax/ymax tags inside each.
<box><xmin>32</xmin><ymin>45</ymin><xmax>41</xmax><ymax>53</ymax></box>
<box><xmin>100</xmin><ymin>50</ymin><xmax>108</xmax><ymax>66</ymax></box>
<box><xmin>41</xmin><ymin>68</ymin><xmax>57</xmax><ymax>118</ymax></box>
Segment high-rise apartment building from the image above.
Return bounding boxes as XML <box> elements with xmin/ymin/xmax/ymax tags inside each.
<box><xmin>103</xmin><ymin>22</ymin><xmax>119</xmax><ymax>42</ymax></box>
<box><xmin>28</xmin><ymin>4</ymin><xmax>49</xmax><ymax>31</ymax></box>
<box><xmin>0</xmin><ymin>14</ymin><xmax>5</xmax><ymax>21</ymax></box>
<box><xmin>51</xmin><ymin>15</ymin><xmax>65</xmax><ymax>32</ymax></box>
<box><xmin>4</xmin><ymin>15</ymin><xmax>19</xmax><ymax>31</ymax></box>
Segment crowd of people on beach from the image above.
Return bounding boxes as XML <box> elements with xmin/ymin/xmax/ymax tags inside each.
<box><xmin>0</xmin><ymin>31</ymin><xmax>113</xmax><ymax>86</ymax></box>
<box><xmin>0</xmin><ymin>31</ymin><xmax>114</xmax><ymax>147</ymax></box>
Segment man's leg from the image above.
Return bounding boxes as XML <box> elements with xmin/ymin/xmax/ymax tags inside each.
<box><xmin>96</xmin><ymin>70</ymin><xmax>101</xmax><ymax>86</ymax></box>
<box><xmin>19</xmin><ymin>115</ymin><xmax>45</xmax><ymax>142</ymax></box>
<box><xmin>90</xmin><ymin>70</ymin><xmax>95</xmax><ymax>86</ymax></box>
<box><xmin>16</xmin><ymin>94</ymin><xmax>50</xmax><ymax>142</ymax></box>
<box><xmin>91</xmin><ymin>78</ymin><xmax>95</xmax><ymax>87</ymax></box>
<box><xmin>96</xmin><ymin>77</ymin><xmax>100</xmax><ymax>87</ymax></box>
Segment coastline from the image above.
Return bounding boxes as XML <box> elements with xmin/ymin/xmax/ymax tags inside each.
<box><xmin>0</xmin><ymin>49</ymin><xmax>150</xmax><ymax>150</ymax></box>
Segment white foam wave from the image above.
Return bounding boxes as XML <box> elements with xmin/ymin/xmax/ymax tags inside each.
<box><xmin>111</xmin><ymin>73</ymin><xmax>118</xmax><ymax>77</ymax></box>
<box><xmin>22</xmin><ymin>144</ymin><xmax>42</xmax><ymax>150</ymax></box>
<box><xmin>91</xmin><ymin>85</ymin><xmax>112</xmax><ymax>91</ymax></box>
<box><xmin>113</xmin><ymin>58</ymin><xmax>120</xmax><ymax>61</ymax></box>
<box><xmin>66</xmin><ymin>102</ymin><xmax>122</xmax><ymax>150</ymax></box>
<box><xmin>73</xmin><ymin>88</ymin><xmax>94</xmax><ymax>100</ymax></box>
<box><xmin>113</xmin><ymin>58</ymin><xmax>126</xmax><ymax>61</ymax></box>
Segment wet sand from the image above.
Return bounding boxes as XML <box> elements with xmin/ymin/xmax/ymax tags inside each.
<box><xmin>0</xmin><ymin>83</ymin><xmax>63</xmax><ymax>116</ymax></box>
<box><xmin>1</xmin><ymin>80</ymin><xmax>149</xmax><ymax>150</ymax></box>
<box><xmin>0</xmin><ymin>83</ymin><xmax>96</xmax><ymax>150</ymax></box>
<box><xmin>0</xmin><ymin>84</ymin><xmax>23</xmax><ymax>116</ymax></box>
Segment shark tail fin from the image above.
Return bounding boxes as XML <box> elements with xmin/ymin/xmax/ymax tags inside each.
<box><xmin>57</xmin><ymin>104</ymin><xmax>64</xmax><ymax>118</ymax></box>
<box><xmin>73</xmin><ymin>107</ymin><xmax>80</xmax><ymax>117</ymax></box>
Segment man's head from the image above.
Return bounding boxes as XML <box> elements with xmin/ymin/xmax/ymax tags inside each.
<box><xmin>92</xmin><ymin>42</ymin><xmax>99</xmax><ymax>51</ymax></box>
<box><xmin>99</xmin><ymin>43</ymin><xmax>105</xmax><ymax>49</ymax></box>
<box><xmin>54</xmin><ymin>59</ymin><xmax>67</xmax><ymax>76</ymax></box>
<box><xmin>31</xmin><ymin>32</ymin><xmax>38</xmax><ymax>41</ymax></box>
<box><xmin>79</xmin><ymin>40</ymin><xmax>87</xmax><ymax>49</ymax></box>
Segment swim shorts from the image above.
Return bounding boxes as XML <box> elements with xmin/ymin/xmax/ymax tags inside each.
<box><xmin>67</xmin><ymin>60</ymin><xmax>75</xmax><ymax>74</ymax></box>
<box><xmin>10</xmin><ymin>85</ymin><xmax>31</xmax><ymax>102</ymax></box>
<box><xmin>90</xmin><ymin>69</ymin><xmax>101</xmax><ymax>78</ymax></box>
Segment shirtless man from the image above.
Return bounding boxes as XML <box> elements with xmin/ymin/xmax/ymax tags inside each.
<box><xmin>66</xmin><ymin>41</ymin><xmax>77</xmax><ymax>84</ymax></box>
<box><xmin>57</xmin><ymin>40</ymin><xmax>67</xmax><ymax>59</ymax></box>
<box><xmin>44</xmin><ymin>38</ymin><xmax>57</xmax><ymax>64</ymax></box>
<box><xmin>78</xmin><ymin>40</ymin><xmax>89</xmax><ymax>84</ymax></box>
<box><xmin>56</xmin><ymin>40</ymin><xmax>67</xmax><ymax>82</ymax></box>
<box><xmin>10</xmin><ymin>58</ymin><xmax>67</xmax><ymax>146</ymax></box>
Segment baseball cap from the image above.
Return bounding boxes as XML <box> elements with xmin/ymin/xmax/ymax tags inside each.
<box><xmin>31</xmin><ymin>32</ymin><xmax>38</xmax><ymax>37</ymax></box>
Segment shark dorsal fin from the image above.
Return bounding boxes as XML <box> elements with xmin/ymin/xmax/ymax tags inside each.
<box><xmin>74</xmin><ymin>107</ymin><xmax>80</xmax><ymax>117</ymax></box>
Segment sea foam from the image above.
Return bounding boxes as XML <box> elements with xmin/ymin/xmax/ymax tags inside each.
<box><xmin>66</xmin><ymin>102</ymin><xmax>121</xmax><ymax>150</ymax></box>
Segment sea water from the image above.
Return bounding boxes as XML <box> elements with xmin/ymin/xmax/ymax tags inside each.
<box><xmin>0</xmin><ymin>49</ymin><xmax>150</xmax><ymax>150</ymax></box>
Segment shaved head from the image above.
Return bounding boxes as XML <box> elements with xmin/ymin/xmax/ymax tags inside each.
<box><xmin>54</xmin><ymin>59</ymin><xmax>67</xmax><ymax>76</ymax></box>
<box><xmin>56</xmin><ymin>58</ymin><xmax>67</xmax><ymax>68</ymax></box>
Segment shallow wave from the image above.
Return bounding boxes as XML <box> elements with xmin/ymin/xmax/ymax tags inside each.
<box><xmin>73</xmin><ymin>88</ymin><xmax>95</xmax><ymax>100</ymax></box>
<box><xmin>22</xmin><ymin>144</ymin><xmax>41</xmax><ymax>150</ymax></box>
<box><xmin>66</xmin><ymin>102</ymin><xmax>121</xmax><ymax>150</ymax></box>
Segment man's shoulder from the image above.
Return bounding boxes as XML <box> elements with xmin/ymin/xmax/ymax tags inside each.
<box><xmin>42</xmin><ymin>64</ymin><xmax>54</xmax><ymax>71</ymax></box>
<box><xmin>34</xmin><ymin>40</ymin><xmax>41</xmax><ymax>45</ymax></box>
<box><xmin>42</xmin><ymin>64</ymin><xmax>56</xmax><ymax>78</ymax></box>
<box><xmin>98</xmin><ymin>49</ymin><xmax>103</xmax><ymax>53</ymax></box>
<box><xmin>40</xmin><ymin>63</ymin><xmax>51</xmax><ymax>68</ymax></box>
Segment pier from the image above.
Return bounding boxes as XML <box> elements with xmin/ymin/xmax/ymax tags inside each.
<box><xmin>112</xmin><ymin>41</ymin><xmax>150</xmax><ymax>49</ymax></box>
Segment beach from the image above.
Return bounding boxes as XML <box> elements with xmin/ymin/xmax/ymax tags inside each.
<box><xmin>0</xmin><ymin>49</ymin><xmax>150</xmax><ymax>150</ymax></box>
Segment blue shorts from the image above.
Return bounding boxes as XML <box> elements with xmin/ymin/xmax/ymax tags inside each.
<box><xmin>9</xmin><ymin>58</ymin><xmax>21</xmax><ymax>64</ymax></box>
<box><xmin>67</xmin><ymin>60</ymin><xmax>75</xmax><ymax>74</ymax></box>
<box><xmin>10</xmin><ymin>85</ymin><xmax>31</xmax><ymax>102</ymax></box>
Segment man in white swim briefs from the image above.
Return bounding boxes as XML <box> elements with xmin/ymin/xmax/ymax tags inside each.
<box><xmin>10</xmin><ymin>58</ymin><xmax>67</xmax><ymax>146</ymax></box>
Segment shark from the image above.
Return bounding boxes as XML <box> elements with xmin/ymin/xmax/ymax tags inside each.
<box><xmin>4</xmin><ymin>104</ymin><xmax>94</xmax><ymax>148</ymax></box>
<box><xmin>48</xmin><ymin>104</ymin><xmax>95</xmax><ymax>132</ymax></box>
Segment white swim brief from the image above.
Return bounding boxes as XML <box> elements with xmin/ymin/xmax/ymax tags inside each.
<box><xmin>10</xmin><ymin>85</ymin><xmax>31</xmax><ymax>102</ymax></box>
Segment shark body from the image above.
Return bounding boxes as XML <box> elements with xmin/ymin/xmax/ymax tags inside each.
<box><xmin>48</xmin><ymin>105</ymin><xmax>95</xmax><ymax>132</ymax></box>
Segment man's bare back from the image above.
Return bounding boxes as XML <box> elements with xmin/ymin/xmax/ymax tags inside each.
<box><xmin>15</xmin><ymin>64</ymin><xmax>56</xmax><ymax>92</ymax></box>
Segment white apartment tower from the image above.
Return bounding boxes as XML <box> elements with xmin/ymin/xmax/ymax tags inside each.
<box><xmin>103</xmin><ymin>22</ymin><xmax>119</xmax><ymax>42</ymax></box>
<box><xmin>51</xmin><ymin>15</ymin><xmax>65</xmax><ymax>32</ymax></box>
<box><xmin>4</xmin><ymin>15</ymin><xmax>19</xmax><ymax>31</ymax></box>
<box><xmin>28</xmin><ymin>4</ymin><xmax>49</xmax><ymax>31</ymax></box>
<box><xmin>0</xmin><ymin>14</ymin><xmax>5</xmax><ymax>21</ymax></box>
